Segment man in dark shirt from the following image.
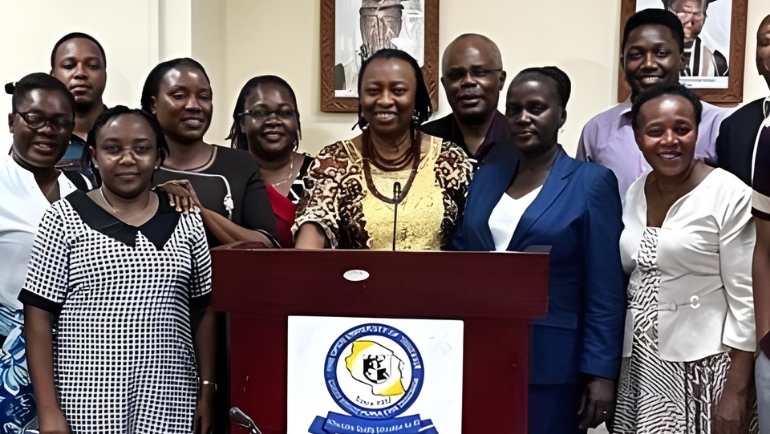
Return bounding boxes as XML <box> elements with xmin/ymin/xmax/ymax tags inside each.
<box><xmin>421</xmin><ymin>34</ymin><xmax>509</xmax><ymax>170</ymax></box>
<box><xmin>51</xmin><ymin>32</ymin><xmax>108</xmax><ymax>185</ymax></box>
<box><xmin>716</xmin><ymin>15</ymin><xmax>770</xmax><ymax>185</ymax></box>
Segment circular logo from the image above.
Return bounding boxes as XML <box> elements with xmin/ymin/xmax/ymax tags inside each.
<box><xmin>324</xmin><ymin>323</ymin><xmax>424</xmax><ymax>420</ymax></box>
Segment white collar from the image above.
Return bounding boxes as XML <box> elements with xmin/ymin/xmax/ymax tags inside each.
<box><xmin>764</xmin><ymin>96</ymin><xmax>770</xmax><ymax>119</ymax></box>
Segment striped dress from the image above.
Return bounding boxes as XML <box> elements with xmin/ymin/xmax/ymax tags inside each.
<box><xmin>613</xmin><ymin>228</ymin><xmax>757</xmax><ymax>434</ymax></box>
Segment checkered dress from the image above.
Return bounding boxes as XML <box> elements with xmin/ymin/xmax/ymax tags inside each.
<box><xmin>19</xmin><ymin>190</ymin><xmax>212</xmax><ymax>433</ymax></box>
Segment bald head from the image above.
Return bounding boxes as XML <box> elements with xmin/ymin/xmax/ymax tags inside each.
<box><xmin>442</xmin><ymin>34</ymin><xmax>503</xmax><ymax>74</ymax></box>
<box><xmin>758</xmin><ymin>14</ymin><xmax>770</xmax><ymax>88</ymax></box>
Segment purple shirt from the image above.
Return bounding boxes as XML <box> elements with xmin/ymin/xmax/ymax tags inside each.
<box><xmin>577</xmin><ymin>100</ymin><xmax>729</xmax><ymax>197</ymax></box>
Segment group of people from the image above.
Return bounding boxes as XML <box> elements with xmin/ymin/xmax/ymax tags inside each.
<box><xmin>1</xmin><ymin>6</ymin><xmax>770</xmax><ymax>434</ymax></box>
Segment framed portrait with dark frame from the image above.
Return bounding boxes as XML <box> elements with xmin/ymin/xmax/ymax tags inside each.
<box><xmin>618</xmin><ymin>0</ymin><xmax>748</xmax><ymax>104</ymax></box>
<box><xmin>320</xmin><ymin>0</ymin><xmax>440</xmax><ymax>113</ymax></box>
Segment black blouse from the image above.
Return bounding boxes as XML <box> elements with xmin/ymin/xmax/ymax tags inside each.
<box><xmin>154</xmin><ymin>146</ymin><xmax>278</xmax><ymax>247</ymax></box>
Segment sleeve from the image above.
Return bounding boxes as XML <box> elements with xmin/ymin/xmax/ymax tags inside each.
<box><xmin>715</xmin><ymin>117</ymin><xmax>730</xmax><ymax>172</ymax></box>
<box><xmin>575</xmin><ymin>123</ymin><xmax>592</xmax><ymax>162</ymax></box>
<box><xmin>17</xmin><ymin>205</ymin><xmax>71</xmax><ymax>314</ymax></box>
<box><xmin>437</xmin><ymin>143</ymin><xmax>473</xmax><ymax>249</ymax></box>
<box><xmin>703</xmin><ymin>105</ymin><xmax>731</xmax><ymax>166</ymax></box>
<box><xmin>579</xmin><ymin>168</ymin><xmax>627</xmax><ymax>380</ymax></box>
<box><xmin>241</xmin><ymin>167</ymin><xmax>279</xmax><ymax>238</ymax></box>
<box><xmin>187</xmin><ymin>213</ymin><xmax>212</xmax><ymax>312</ymax></box>
<box><xmin>292</xmin><ymin>147</ymin><xmax>344</xmax><ymax>248</ymax></box>
<box><xmin>752</xmin><ymin>125</ymin><xmax>770</xmax><ymax>220</ymax></box>
<box><xmin>719</xmin><ymin>185</ymin><xmax>756</xmax><ymax>352</ymax></box>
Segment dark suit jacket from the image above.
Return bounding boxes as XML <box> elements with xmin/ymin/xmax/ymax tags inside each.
<box><xmin>716</xmin><ymin>98</ymin><xmax>767</xmax><ymax>185</ymax></box>
<box><xmin>453</xmin><ymin>146</ymin><xmax>626</xmax><ymax>385</ymax></box>
<box><xmin>420</xmin><ymin>111</ymin><xmax>513</xmax><ymax>169</ymax></box>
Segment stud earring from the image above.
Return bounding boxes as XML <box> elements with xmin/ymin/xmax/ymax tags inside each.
<box><xmin>412</xmin><ymin>110</ymin><xmax>420</xmax><ymax>124</ymax></box>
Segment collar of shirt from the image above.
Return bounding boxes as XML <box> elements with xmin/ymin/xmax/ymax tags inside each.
<box><xmin>619</xmin><ymin>99</ymin><xmax>633</xmax><ymax>117</ymax></box>
<box><xmin>764</xmin><ymin>96</ymin><xmax>770</xmax><ymax>119</ymax></box>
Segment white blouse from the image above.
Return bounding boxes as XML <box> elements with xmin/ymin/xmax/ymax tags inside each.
<box><xmin>489</xmin><ymin>187</ymin><xmax>542</xmax><ymax>252</ymax></box>
<box><xmin>0</xmin><ymin>154</ymin><xmax>81</xmax><ymax>310</ymax></box>
<box><xmin>619</xmin><ymin>169</ymin><xmax>756</xmax><ymax>362</ymax></box>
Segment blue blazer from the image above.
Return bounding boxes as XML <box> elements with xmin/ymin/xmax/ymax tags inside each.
<box><xmin>454</xmin><ymin>146</ymin><xmax>626</xmax><ymax>385</ymax></box>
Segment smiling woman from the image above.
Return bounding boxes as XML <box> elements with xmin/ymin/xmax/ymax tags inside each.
<box><xmin>294</xmin><ymin>49</ymin><xmax>472</xmax><ymax>250</ymax></box>
<box><xmin>20</xmin><ymin>106</ymin><xmax>215</xmax><ymax>434</ymax></box>
<box><xmin>616</xmin><ymin>84</ymin><xmax>758</xmax><ymax>432</ymax></box>
<box><xmin>0</xmin><ymin>72</ymin><xmax>88</xmax><ymax>432</ymax></box>
<box><xmin>142</xmin><ymin>57</ymin><xmax>278</xmax><ymax>248</ymax></box>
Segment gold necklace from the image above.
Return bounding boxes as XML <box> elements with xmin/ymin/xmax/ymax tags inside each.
<box><xmin>99</xmin><ymin>187</ymin><xmax>151</xmax><ymax>214</ymax></box>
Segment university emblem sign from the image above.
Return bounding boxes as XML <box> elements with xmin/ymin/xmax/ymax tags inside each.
<box><xmin>308</xmin><ymin>323</ymin><xmax>437</xmax><ymax>434</ymax></box>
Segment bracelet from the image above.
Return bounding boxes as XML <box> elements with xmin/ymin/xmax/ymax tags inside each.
<box><xmin>201</xmin><ymin>380</ymin><xmax>217</xmax><ymax>391</ymax></box>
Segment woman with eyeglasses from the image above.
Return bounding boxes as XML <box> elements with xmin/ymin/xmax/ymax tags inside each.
<box><xmin>227</xmin><ymin>76</ymin><xmax>313</xmax><ymax>248</ymax></box>
<box><xmin>143</xmin><ymin>58</ymin><xmax>278</xmax><ymax>248</ymax></box>
<box><xmin>294</xmin><ymin>49</ymin><xmax>472</xmax><ymax>250</ymax></box>
<box><xmin>0</xmin><ymin>73</ymin><xmax>89</xmax><ymax>432</ymax></box>
<box><xmin>22</xmin><ymin>106</ymin><xmax>214</xmax><ymax>434</ymax></box>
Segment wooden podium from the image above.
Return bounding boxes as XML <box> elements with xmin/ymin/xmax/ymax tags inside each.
<box><xmin>211</xmin><ymin>244</ymin><xmax>548</xmax><ymax>434</ymax></box>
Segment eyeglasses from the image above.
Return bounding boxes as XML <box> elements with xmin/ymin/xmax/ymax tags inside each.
<box><xmin>444</xmin><ymin>68</ymin><xmax>503</xmax><ymax>82</ymax></box>
<box><xmin>240</xmin><ymin>109</ymin><xmax>296</xmax><ymax>120</ymax></box>
<box><xmin>14</xmin><ymin>111</ymin><xmax>74</xmax><ymax>131</ymax></box>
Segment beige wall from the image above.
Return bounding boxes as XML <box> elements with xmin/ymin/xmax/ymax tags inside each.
<box><xmin>2</xmin><ymin>0</ymin><xmax>769</xmax><ymax>156</ymax></box>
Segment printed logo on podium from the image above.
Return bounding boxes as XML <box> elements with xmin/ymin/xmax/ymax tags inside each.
<box><xmin>308</xmin><ymin>323</ymin><xmax>438</xmax><ymax>434</ymax></box>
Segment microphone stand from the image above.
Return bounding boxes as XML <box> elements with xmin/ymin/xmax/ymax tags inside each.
<box><xmin>392</xmin><ymin>181</ymin><xmax>401</xmax><ymax>251</ymax></box>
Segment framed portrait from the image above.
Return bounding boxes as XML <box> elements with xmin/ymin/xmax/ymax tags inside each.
<box><xmin>320</xmin><ymin>0</ymin><xmax>440</xmax><ymax>112</ymax></box>
<box><xmin>618</xmin><ymin>0</ymin><xmax>748</xmax><ymax>104</ymax></box>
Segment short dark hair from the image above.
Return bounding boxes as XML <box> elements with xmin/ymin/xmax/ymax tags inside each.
<box><xmin>513</xmin><ymin>66</ymin><xmax>572</xmax><ymax>107</ymax></box>
<box><xmin>140</xmin><ymin>58</ymin><xmax>210</xmax><ymax>113</ymax></box>
<box><xmin>87</xmin><ymin>105</ymin><xmax>169</xmax><ymax>165</ymax></box>
<box><xmin>622</xmin><ymin>9</ymin><xmax>685</xmax><ymax>54</ymax></box>
<box><xmin>227</xmin><ymin>75</ymin><xmax>302</xmax><ymax>150</ymax></box>
<box><xmin>631</xmin><ymin>83</ymin><xmax>702</xmax><ymax>130</ymax></box>
<box><xmin>356</xmin><ymin>49</ymin><xmax>433</xmax><ymax>130</ymax></box>
<box><xmin>6</xmin><ymin>72</ymin><xmax>75</xmax><ymax>115</ymax></box>
<box><xmin>50</xmin><ymin>32</ymin><xmax>106</xmax><ymax>69</ymax></box>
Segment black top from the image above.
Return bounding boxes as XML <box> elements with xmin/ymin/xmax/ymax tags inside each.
<box><xmin>154</xmin><ymin>146</ymin><xmax>278</xmax><ymax>246</ymax></box>
<box><xmin>420</xmin><ymin>110</ymin><xmax>513</xmax><ymax>171</ymax></box>
<box><xmin>716</xmin><ymin>98</ymin><xmax>768</xmax><ymax>186</ymax></box>
<box><xmin>57</xmin><ymin>134</ymin><xmax>98</xmax><ymax>187</ymax></box>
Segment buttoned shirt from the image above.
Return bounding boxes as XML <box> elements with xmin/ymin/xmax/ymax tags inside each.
<box><xmin>621</xmin><ymin>169</ymin><xmax>756</xmax><ymax>361</ymax></box>
<box><xmin>577</xmin><ymin>100</ymin><xmax>729</xmax><ymax>197</ymax></box>
<box><xmin>0</xmin><ymin>154</ymin><xmax>81</xmax><ymax>310</ymax></box>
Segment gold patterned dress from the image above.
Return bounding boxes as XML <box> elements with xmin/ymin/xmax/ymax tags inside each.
<box><xmin>293</xmin><ymin>135</ymin><xmax>472</xmax><ymax>250</ymax></box>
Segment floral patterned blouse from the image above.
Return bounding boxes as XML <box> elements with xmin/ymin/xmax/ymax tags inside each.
<box><xmin>293</xmin><ymin>135</ymin><xmax>472</xmax><ymax>250</ymax></box>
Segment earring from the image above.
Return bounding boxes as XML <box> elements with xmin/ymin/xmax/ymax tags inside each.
<box><xmin>359</xmin><ymin>114</ymin><xmax>369</xmax><ymax>130</ymax></box>
<box><xmin>154</xmin><ymin>165</ymin><xmax>159</xmax><ymax>170</ymax></box>
<box><xmin>412</xmin><ymin>110</ymin><xmax>420</xmax><ymax>124</ymax></box>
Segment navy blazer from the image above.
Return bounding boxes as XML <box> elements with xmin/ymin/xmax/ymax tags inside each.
<box><xmin>454</xmin><ymin>146</ymin><xmax>626</xmax><ymax>385</ymax></box>
<box><xmin>716</xmin><ymin>98</ymin><xmax>767</xmax><ymax>186</ymax></box>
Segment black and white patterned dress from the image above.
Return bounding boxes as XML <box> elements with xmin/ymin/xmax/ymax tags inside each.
<box><xmin>614</xmin><ymin>228</ymin><xmax>757</xmax><ymax>434</ymax></box>
<box><xmin>19</xmin><ymin>190</ymin><xmax>212</xmax><ymax>433</ymax></box>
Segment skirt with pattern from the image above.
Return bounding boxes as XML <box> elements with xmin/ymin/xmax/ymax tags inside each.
<box><xmin>613</xmin><ymin>228</ymin><xmax>757</xmax><ymax>434</ymax></box>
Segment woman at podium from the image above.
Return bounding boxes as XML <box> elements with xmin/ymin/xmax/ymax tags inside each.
<box><xmin>453</xmin><ymin>67</ymin><xmax>626</xmax><ymax>434</ymax></box>
<box><xmin>293</xmin><ymin>49</ymin><xmax>472</xmax><ymax>250</ymax></box>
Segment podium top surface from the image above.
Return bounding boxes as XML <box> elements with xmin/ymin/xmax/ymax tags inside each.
<box><xmin>211</xmin><ymin>244</ymin><xmax>548</xmax><ymax>321</ymax></box>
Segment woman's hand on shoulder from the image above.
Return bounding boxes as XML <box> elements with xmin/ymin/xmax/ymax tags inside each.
<box><xmin>156</xmin><ymin>179</ymin><xmax>203</xmax><ymax>215</ymax></box>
